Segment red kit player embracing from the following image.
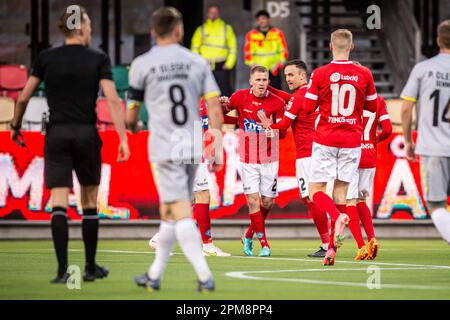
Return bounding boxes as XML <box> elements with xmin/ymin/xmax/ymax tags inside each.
<box><xmin>257</xmin><ymin>59</ymin><xmax>331</xmax><ymax>258</ymax></box>
<box><xmin>220</xmin><ymin>66</ymin><xmax>286</xmax><ymax>257</ymax></box>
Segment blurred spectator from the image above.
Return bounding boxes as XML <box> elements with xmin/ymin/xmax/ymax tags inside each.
<box><xmin>244</xmin><ymin>10</ymin><xmax>288</xmax><ymax>89</ymax></box>
<box><xmin>191</xmin><ymin>4</ymin><xmax>237</xmax><ymax>97</ymax></box>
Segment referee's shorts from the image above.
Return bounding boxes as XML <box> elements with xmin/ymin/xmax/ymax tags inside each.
<box><xmin>44</xmin><ymin>124</ymin><xmax>103</xmax><ymax>189</ymax></box>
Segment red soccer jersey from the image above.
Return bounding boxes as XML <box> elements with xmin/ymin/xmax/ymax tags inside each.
<box><xmin>359</xmin><ymin>96</ymin><xmax>391</xmax><ymax>168</ymax></box>
<box><xmin>303</xmin><ymin>60</ymin><xmax>378</xmax><ymax>148</ymax></box>
<box><xmin>270</xmin><ymin>84</ymin><xmax>318</xmax><ymax>159</ymax></box>
<box><xmin>227</xmin><ymin>89</ymin><xmax>286</xmax><ymax>164</ymax></box>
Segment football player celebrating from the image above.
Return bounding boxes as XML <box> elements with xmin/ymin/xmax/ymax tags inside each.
<box><xmin>220</xmin><ymin>66</ymin><xmax>286</xmax><ymax>257</ymax></box>
<box><xmin>346</xmin><ymin>91</ymin><xmax>392</xmax><ymax>260</ymax></box>
<box><xmin>257</xmin><ymin>59</ymin><xmax>331</xmax><ymax>258</ymax></box>
<box><xmin>303</xmin><ymin>29</ymin><xmax>378</xmax><ymax>266</ymax></box>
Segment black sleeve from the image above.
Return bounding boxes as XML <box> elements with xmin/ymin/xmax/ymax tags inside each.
<box><xmin>31</xmin><ymin>52</ymin><xmax>44</xmax><ymax>79</ymax></box>
<box><xmin>99</xmin><ymin>53</ymin><xmax>113</xmax><ymax>81</ymax></box>
<box><xmin>128</xmin><ymin>87</ymin><xmax>145</xmax><ymax>102</ymax></box>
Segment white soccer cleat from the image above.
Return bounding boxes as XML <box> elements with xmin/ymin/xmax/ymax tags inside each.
<box><xmin>202</xmin><ymin>245</ymin><xmax>231</xmax><ymax>257</ymax></box>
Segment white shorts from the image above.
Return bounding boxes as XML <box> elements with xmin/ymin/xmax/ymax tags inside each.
<box><xmin>309</xmin><ymin>142</ymin><xmax>361</xmax><ymax>183</ymax></box>
<box><xmin>151</xmin><ymin>162</ymin><xmax>198</xmax><ymax>203</ymax></box>
<box><xmin>193</xmin><ymin>163</ymin><xmax>209</xmax><ymax>193</ymax></box>
<box><xmin>346</xmin><ymin>168</ymin><xmax>376</xmax><ymax>200</ymax></box>
<box><xmin>296</xmin><ymin>157</ymin><xmax>311</xmax><ymax>198</ymax></box>
<box><xmin>241</xmin><ymin>161</ymin><xmax>279</xmax><ymax>198</ymax></box>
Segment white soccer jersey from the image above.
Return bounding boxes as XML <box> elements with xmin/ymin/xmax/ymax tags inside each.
<box><xmin>401</xmin><ymin>53</ymin><xmax>450</xmax><ymax>157</ymax></box>
<box><xmin>129</xmin><ymin>44</ymin><xmax>220</xmax><ymax>163</ymax></box>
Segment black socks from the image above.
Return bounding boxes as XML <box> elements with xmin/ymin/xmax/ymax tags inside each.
<box><xmin>82</xmin><ymin>208</ymin><xmax>99</xmax><ymax>273</ymax></box>
<box><xmin>51</xmin><ymin>207</ymin><xmax>68</xmax><ymax>276</ymax></box>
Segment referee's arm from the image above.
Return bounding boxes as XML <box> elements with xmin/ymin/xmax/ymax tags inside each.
<box><xmin>101</xmin><ymin>79</ymin><xmax>130</xmax><ymax>161</ymax></box>
<box><xmin>10</xmin><ymin>76</ymin><xmax>41</xmax><ymax>145</ymax></box>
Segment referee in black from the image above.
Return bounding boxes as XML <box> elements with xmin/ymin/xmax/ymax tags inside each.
<box><xmin>10</xmin><ymin>6</ymin><xmax>130</xmax><ymax>283</ymax></box>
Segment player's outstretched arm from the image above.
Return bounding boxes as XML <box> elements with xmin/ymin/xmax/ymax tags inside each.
<box><xmin>268</xmin><ymin>85</ymin><xmax>292</xmax><ymax>102</ymax></box>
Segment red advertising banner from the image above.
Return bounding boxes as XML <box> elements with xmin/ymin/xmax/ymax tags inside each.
<box><xmin>0</xmin><ymin>131</ymin><xmax>445</xmax><ymax>221</ymax></box>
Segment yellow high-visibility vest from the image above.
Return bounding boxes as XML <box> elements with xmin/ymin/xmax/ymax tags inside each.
<box><xmin>244</xmin><ymin>27</ymin><xmax>288</xmax><ymax>76</ymax></box>
<box><xmin>191</xmin><ymin>18</ymin><xmax>237</xmax><ymax>70</ymax></box>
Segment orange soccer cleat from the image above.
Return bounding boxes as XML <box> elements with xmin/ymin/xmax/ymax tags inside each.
<box><xmin>354</xmin><ymin>246</ymin><xmax>369</xmax><ymax>261</ymax></box>
<box><xmin>367</xmin><ymin>238</ymin><xmax>380</xmax><ymax>260</ymax></box>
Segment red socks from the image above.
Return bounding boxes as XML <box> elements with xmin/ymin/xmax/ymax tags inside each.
<box><xmin>357</xmin><ymin>202</ymin><xmax>376</xmax><ymax>241</ymax></box>
<box><xmin>250</xmin><ymin>211</ymin><xmax>269</xmax><ymax>248</ymax></box>
<box><xmin>193</xmin><ymin>203</ymin><xmax>212</xmax><ymax>244</ymax></box>
<box><xmin>312</xmin><ymin>192</ymin><xmax>340</xmax><ymax>221</ymax></box>
<box><xmin>307</xmin><ymin>201</ymin><xmax>330</xmax><ymax>245</ymax></box>
<box><xmin>346</xmin><ymin>205</ymin><xmax>366</xmax><ymax>249</ymax></box>
<box><xmin>245</xmin><ymin>206</ymin><xmax>270</xmax><ymax>239</ymax></box>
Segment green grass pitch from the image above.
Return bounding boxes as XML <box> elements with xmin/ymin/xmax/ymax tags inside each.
<box><xmin>0</xmin><ymin>239</ymin><xmax>449</xmax><ymax>300</ymax></box>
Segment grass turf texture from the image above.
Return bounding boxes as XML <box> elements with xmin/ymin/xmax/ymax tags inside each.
<box><xmin>0</xmin><ymin>239</ymin><xmax>449</xmax><ymax>300</ymax></box>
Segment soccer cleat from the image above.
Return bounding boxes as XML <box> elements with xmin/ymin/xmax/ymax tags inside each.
<box><xmin>333</xmin><ymin>213</ymin><xmax>350</xmax><ymax>248</ymax></box>
<box><xmin>134</xmin><ymin>273</ymin><xmax>160</xmax><ymax>292</ymax></box>
<box><xmin>83</xmin><ymin>264</ymin><xmax>109</xmax><ymax>282</ymax></box>
<box><xmin>198</xmin><ymin>278</ymin><xmax>215</xmax><ymax>293</ymax></box>
<box><xmin>258</xmin><ymin>246</ymin><xmax>271</xmax><ymax>257</ymax></box>
<box><xmin>242</xmin><ymin>237</ymin><xmax>253</xmax><ymax>257</ymax></box>
<box><xmin>323</xmin><ymin>248</ymin><xmax>336</xmax><ymax>266</ymax></box>
<box><xmin>203</xmin><ymin>245</ymin><xmax>231</xmax><ymax>257</ymax></box>
<box><xmin>50</xmin><ymin>272</ymin><xmax>70</xmax><ymax>284</ymax></box>
<box><xmin>307</xmin><ymin>247</ymin><xmax>327</xmax><ymax>258</ymax></box>
<box><xmin>354</xmin><ymin>246</ymin><xmax>369</xmax><ymax>261</ymax></box>
<box><xmin>367</xmin><ymin>238</ymin><xmax>380</xmax><ymax>260</ymax></box>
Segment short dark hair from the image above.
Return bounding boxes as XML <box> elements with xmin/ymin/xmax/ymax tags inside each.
<box><xmin>438</xmin><ymin>20</ymin><xmax>450</xmax><ymax>49</ymax></box>
<box><xmin>250</xmin><ymin>65</ymin><xmax>268</xmax><ymax>75</ymax></box>
<box><xmin>255</xmin><ymin>10</ymin><xmax>270</xmax><ymax>19</ymax></box>
<box><xmin>285</xmin><ymin>59</ymin><xmax>307</xmax><ymax>73</ymax></box>
<box><xmin>58</xmin><ymin>5</ymin><xmax>88</xmax><ymax>37</ymax></box>
<box><xmin>151</xmin><ymin>7</ymin><xmax>183</xmax><ymax>38</ymax></box>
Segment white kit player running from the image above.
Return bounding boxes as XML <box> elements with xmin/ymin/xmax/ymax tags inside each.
<box><xmin>303</xmin><ymin>29</ymin><xmax>378</xmax><ymax>266</ymax></box>
<box><xmin>148</xmin><ymin>100</ymin><xmax>230</xmax><ymax>257</ymax></box>
<box><xmin>401</xmin><ymin>20</ymin><xmax>450</xmax><ymax>245</ymax></box>
<box><xmin>126</xmin><ymin>7</ymin><xmax>224</xmax><ymax>292</ymax></box>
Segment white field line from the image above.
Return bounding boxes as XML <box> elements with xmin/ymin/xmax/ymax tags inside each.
<box><xmin>225</xmin><ymin>268</ymin><xmax>450</xmax><ymax>290</ymax></box>
<box><xmin>3</xmin><ymin>248</ymin><xmax>450</xmax><ymax>270</ymax></box>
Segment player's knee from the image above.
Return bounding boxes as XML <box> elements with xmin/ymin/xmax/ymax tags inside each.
<box><xmin>427</xmin><ymin>201</ymin><xmax>447</xmax><ymax>213</ymax></box>
<box><xmin>347</xmin><ymin>199</ymin><xmax>357</xmax><ymax>206</ymax></box>
<box><xmin>309</xmin><ymin>183</ymin><xmax>326</xmax><ymax>198</ymax></box>
<box><xmin>194</xmin><ymin>190</ymin><xmax>210</xmax><ymax>204</ymax></box>
<box><xmin>261</xmin><ymin>197</ymin><xmax>274</xmax><ymax>210</ymax></box>
<box><xmin>80</xmin><ymin>186</ymin><xmax>98</xmax><ymax>208</ymax></box>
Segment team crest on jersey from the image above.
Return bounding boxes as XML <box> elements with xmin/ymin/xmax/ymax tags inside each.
<box><xmin>330</xmin><ymin>72</ymin><xmax>341</xmax><ymax>82</ymax></box>
<box><xmin>244</xmin><ymin>118</ymin><xmax>264</xmax><ymax>133</ymax></box>
<box><xmin>286</xmin><ymin>97</ymin><xmax>294</xmax><ymax>111</ymax></box>
<box><xmin>201</xmin><ymin>116</ymin><xmax>208</xmax><ymax>129</ymax></box>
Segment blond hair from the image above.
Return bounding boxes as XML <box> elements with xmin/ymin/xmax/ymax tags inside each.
<box><xmin>438</xmin><ymin>20</ymin><xmax>450</xmax><ymax>49</ymax></box>
<box><xmin>331</xmin><ymin>29</ymin><xmax>353</xmax><ymax>51</ymax></box>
